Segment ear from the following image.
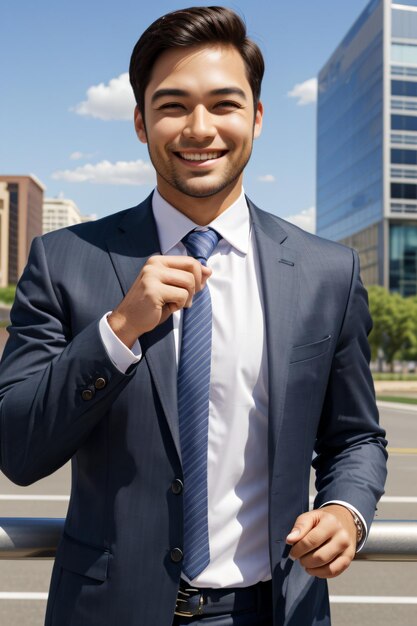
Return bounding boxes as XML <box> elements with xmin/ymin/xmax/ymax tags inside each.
<box><xmin>253</xmin><ymin>101</ymin><xmax>264</xmax><ymax>139</ymax></box>
<box><xmin>134</xmin><ymin>106</ymin><xmax>147</xmax><ymax>144</ymax></box>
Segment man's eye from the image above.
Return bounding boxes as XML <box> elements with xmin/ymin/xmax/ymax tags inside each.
<box><xmin>158</xmin><ymin>103</ymin><xmax>184</xmax><ymax>110</ymax></box>
<box><xmin>215</xmin><ymin>101</ymin><xmax>241</xmax><ymax>109</ymax></box>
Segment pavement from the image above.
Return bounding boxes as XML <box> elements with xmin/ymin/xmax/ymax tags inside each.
<box><xmin>0</xmin><ymin>305</ymin><xmax>10</xmax><ymax>324</ymax></box>
<box><xmin>0</xmin><ymin>327</ymin><xmax>8</xmax><ymax>355</ymax></box>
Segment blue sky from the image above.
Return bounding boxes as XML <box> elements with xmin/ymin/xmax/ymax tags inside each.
<box><xmin>1</xmin><ymin>0</ymin><xmax>369</xmax><ymax>231</ymax></box>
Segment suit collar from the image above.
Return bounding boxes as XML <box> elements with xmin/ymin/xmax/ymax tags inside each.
<box><xmin>246</xmin><ymin>195</ymin><xmax>289</xmax><ymax>246</ymax></box>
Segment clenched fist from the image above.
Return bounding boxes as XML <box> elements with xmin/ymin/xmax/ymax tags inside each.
<box><xmin>108</xmin><ymin>255</ymin><xmax>212</xmax><ymax>348</ymax></box>
<box><xmin>286</xmin><ymin>504</ymin><xmax>358</xmax><ymax>579</ymax></box>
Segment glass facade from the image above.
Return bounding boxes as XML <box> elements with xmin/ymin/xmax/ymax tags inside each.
<box><xmin>317</xmin><ymin>1</ymin><xmax>417</xmax><ymax>295</ymax></box>
<box><xmin>391</xmin><ymin>3</ymin><xmax>417</xmax><ymax>294</ymax></box>
<box><xmin>340</xmin><ymin>223</ymin><xmax>381</xmax><ymax>285</ymax></box>
<box><xmin>390</xmin><ymin>222</ymin><xmax>417</xmax><ymax>295</ymax></box>
<box><xmin>316</xmin><ymin>0</ymin><xmax>384</xmax><ymax>243</ymax></box>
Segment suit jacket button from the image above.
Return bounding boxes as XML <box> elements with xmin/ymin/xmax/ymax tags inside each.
<box><xmin>81</xmin><ymin>389</ymin><xmax>94</xmax><ymax>401</ymax></box>
<box><xmin>171</xmin><ymin>479</ymin><xmax>183</xmax><ymax>495</ymax></box>
<box><xmin>170</xmin><ymin>548</ymin><xmax>183</xmax><ymax>563</ymax></box>
<box><xmin>94</xmin><ymin>377</ymin><xmax>107</xmax><ymax>390</ymax></box>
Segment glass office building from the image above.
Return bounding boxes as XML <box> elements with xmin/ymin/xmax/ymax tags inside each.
<box><xmin>317</xmin><ymin>0</ymin><xmax>417</xmax><ymax>296</ymax></box>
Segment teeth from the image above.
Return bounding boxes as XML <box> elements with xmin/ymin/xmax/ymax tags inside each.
<box><xmin>179</xmin><ymin>152</ymin><xmax>223</xmax><ymax>161</ymax></box>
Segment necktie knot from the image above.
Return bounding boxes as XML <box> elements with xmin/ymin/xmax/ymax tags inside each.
<box><xmin>182</xmin><ymin>228</ymin><xmax>221</xmax><ymax>265</ymax></box>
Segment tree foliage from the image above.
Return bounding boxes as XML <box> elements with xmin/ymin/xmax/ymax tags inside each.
<box><xmin>367</xmin><ymin>286</ymin><xmax>417</xmax><ymax>370</ymax></box>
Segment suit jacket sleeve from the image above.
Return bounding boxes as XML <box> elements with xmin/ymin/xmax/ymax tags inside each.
<box><xmin>312</xmin><ymin>249</ymin><xmax>388</xmax><ymax>531</ymax></box>
<box><xmin>0</xmin><ymin>236</ymin><xmax>137</xmax><ymax>486</ymax></box>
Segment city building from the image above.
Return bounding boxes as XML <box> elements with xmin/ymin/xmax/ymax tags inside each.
<box><xmin>316</xmin><ymin>0</ymin><xmax>417</xmax><ymax>296</ymax></box>
<box><xmin>0</xmin><ymin>183</ymin><xmax>10</xmax><ymax>288</ymax></box>
<box><xmin>43</xmin><ymin>197</ymin><xmax>96</xmax><ymax>234</ymax></box>
<box><xmin>43</xmin><ymin>197</ymin><xmax>81</xmax><ymax>234</ymax></box>
<box><xmin>0</xmin><ymin>175</ymin><xmax>44</xmax><ymax>285</ymax></box>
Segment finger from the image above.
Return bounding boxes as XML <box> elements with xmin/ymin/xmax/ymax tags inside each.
<box><xmin>304</xmin><ymin>553</ymin><xmax>353</xmax><ymax>579</ymax></box>
<box><xmin>299</xmin><ymin>535</ymin><xmax>350</xmax><ymax>570</ymax></box>
<box><xmin>289</xmin><ymin>521</ymin><xmax>336</xmax><ymax>560</ymax></box>
<box><xmin>159</xmin><ymin>285</ymin><xmax>191</xmax><ymax>313</ymax></box>
<box><xmin>159</xmin><ymin>269</ymin><xmax>198</xmax><ymax>307</ymax></box>
<box><xmin>286</xmin><ymin>510</ymin><xmax>321</xmax><ymax>544</ymax></box>
<box><xmin>150</xmin><ymin>254</ymin><xmax>205</xmax><ymax>272</ymax></box>
<box><xmin>158</xmin><ymin>256</ymin><xmax>211</xmax><ymax>292</ymax></box>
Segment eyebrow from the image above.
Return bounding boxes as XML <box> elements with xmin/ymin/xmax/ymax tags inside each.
<box><xmin>151</xmin><ymin>87</ymin><xmax>247</xmax><ymax>104</ymax></box>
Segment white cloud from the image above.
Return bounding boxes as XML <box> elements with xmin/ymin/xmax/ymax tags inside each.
<box><xmin>52</xmin><ymin>159</ymin><xmax>155</xmax><ymax>186</ymax></box>
<box><xmin>285</xmin><ymin>206</ymin><xmax>316</xmax><ymax>233</ymax></box>
<box><xmin>69</xmin><ymin>151</ymin><xmax>96</xmax><ymax>161</ymax></box>
<box><xmin>257</xmin><ymin>174</ymin><xmax>276</xmax><ymax>183</ymax></box>
<box><xmin>73</xmin><ymin>73</ymin><xmax>136</xmax><ymax>121</ymax></box>
<box><xmin>287</xmin><ymin>77</ymin><xmax>318</xmax><ymax>106</ymax></box>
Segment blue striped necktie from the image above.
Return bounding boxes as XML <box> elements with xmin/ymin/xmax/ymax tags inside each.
<box><xmin>177</xmin><ymin>228</ymin><xmax>221</xmax><ymax>580</ymax></box>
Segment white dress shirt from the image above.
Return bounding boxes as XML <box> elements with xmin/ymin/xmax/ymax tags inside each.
<box><xmin>99</xmin><ymin>188</ymin><xmax>366</xmax><ymax>588</ymax></box>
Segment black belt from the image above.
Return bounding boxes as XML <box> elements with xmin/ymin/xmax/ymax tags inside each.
<box><xmin>175</xmin><ymin>578</ymin><xmax>272</xmax><ymax>617</ymax></box>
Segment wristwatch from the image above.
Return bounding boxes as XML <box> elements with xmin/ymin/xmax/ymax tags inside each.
<box><xmin>349</xmin><ymin>509</ymin><xmax>364</xmax><ymax>545</ymax></box>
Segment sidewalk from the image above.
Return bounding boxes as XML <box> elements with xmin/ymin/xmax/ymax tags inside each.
<box><xmin>0</xmin><ymin>304</ymin><xmax>10</xmax><ymax>323</ymax></box>
<box><xmin>377</xmin><ymin>400</ymin><xmax>417</xmax><ymax>413</ymax></box>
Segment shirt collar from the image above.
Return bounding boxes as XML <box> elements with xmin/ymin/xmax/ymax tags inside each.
<box><xmin>152</xmin><ymin>187</ymin><xmax>250</xmax><ymax>255</ymax></box>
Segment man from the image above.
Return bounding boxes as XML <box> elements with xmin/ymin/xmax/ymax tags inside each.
<box><xmin>0</xmin><ymin>6</ymin><xmax>387</xmax><ymax>626</ymax></box>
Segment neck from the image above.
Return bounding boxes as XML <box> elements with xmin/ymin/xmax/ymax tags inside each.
<box><xmin>156</xmin><ymin>178</ymin><xmax>243</xmax><ymax>225</ymax></box>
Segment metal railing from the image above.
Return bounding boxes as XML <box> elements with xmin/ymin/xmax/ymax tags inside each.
<box><xmin>0</xmin><ymin>518</ymin><xmax>416</xmax><ymax>561</ymax></box>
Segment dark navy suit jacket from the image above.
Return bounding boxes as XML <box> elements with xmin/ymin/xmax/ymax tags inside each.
<box><xmin>0</xmin><ymin>194</ymin><xmax>387</xmax><ymax>625</ymax></box>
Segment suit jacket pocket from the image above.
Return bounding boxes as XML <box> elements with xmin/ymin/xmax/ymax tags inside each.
<box><xmin>290</xmin><ymin>335</ymin><xmax>331</xmax><ymax>364</ymax></box>
<box><xmin>59</xmin><ymin>533</ymin><xmax>110</xmax><ymax>582</ymax></box>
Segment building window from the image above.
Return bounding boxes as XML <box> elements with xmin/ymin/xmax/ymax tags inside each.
<box><xmin>391</xmin><ymin>182</ymin><xmax>417</xmax><ymax>199</ymax></box>
<box><xmin>392</xmin><ymin>114</ymin><xmax>417</xmax><ymax>131</ymax></box>
<box><xmin>391</xmin><ymin>148</ymin><xmax>417</xmax><ymax>164</ymax></box>
<box><xmin>392</xmin><ymin>7</ymin><xmax>417</xmax><ymax>40</ymax></box>
<box><xmin>390</xmin><ymin>223</ymin><xmax>417</xmax><ymax>297</ymax></box>
<box><xmin>391</xmin><ymin>43</ymin><xmax>417</xmax><ymax>66</ymax></box>
<box><xmin>392</xmin><ymin>80</ymin><xmax>417</xmax><ymax>97</ymax></box>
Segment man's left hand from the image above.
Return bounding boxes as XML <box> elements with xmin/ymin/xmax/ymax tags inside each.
<box><xmin>286</xmin><ymin>504</ymin><xmax>357</xmax><ymax>578</ymax></box>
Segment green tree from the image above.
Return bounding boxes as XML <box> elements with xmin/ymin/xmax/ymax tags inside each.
<box><xmin>400</xmin><ymin>296</ymin><xmax>417</xmax><ymax>363</ymax></box>
<box><xmin>368</xmin><ymin>286</ymin><xmax>416</xmax><ymax>372</ymax></box>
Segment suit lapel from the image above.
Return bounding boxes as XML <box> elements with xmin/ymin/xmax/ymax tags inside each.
<box><xmin>247</xmin><ymin>198</ymin><xmax>299</xmax><ymax>474</ymax></box>
<box><xmin>106</xmin><ymin>194</ymin><xmax>181</xmax><ymax>459</ymax></box>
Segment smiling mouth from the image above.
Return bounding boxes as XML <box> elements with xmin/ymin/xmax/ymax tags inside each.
<box><xmin>174</xmin><ymin>150</ymin><xmax>228</xmax><ymax>162</ymax></box>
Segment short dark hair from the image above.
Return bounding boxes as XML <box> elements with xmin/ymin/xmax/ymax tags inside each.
<box><xmin>129</xmin><ymin>6</ymin><xmax>264</xmax><ymax>115</ymax></box>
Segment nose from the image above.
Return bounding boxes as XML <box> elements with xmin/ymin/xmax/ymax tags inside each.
<box><xmin>182</xmin><ymin>105</ymin><xmax>216</xmax><ymax>140</ymax></box>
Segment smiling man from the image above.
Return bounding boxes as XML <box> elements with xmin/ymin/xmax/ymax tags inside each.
<box><xmin>0</xmin><ymin>6</ymin><xmax>387</xmax><ymax>626</ymax></box>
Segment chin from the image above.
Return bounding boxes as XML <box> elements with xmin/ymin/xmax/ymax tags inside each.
<box><xmin>175</xmin><ymin>177</ymin><xmax>240</xmax><ymax>199</ymax></box>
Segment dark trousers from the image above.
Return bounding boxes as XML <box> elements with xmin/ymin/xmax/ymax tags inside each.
<box><xmin>172</xmin><ymin>580</ymin><xmax>273</xmax><ymax>625</ymax></box>
<box><xmin>173</xmin><ymin>609</ymin><xmax>273</xmax><ymax>625</ymax></box>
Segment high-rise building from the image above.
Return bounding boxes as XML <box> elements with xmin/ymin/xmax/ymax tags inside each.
<box><xmin>0</xmin><ymin>175</ymin><xmax>44</xmax><ymax>285</ymax></box>
<box><xmin>316</xmin><ymin>0</ymin><xmax>417</xmax><ymax>296</ymax></box>
<box><xmin>0</xmin><ymin>182</ymin><xmax>10</xmax><ymax>288</ymax></box>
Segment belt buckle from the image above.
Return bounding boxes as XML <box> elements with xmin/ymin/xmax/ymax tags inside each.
<box><xmin>175</xmin><ymin>585</ymin><xmax>204</xmax><ymax>617</ymax></box>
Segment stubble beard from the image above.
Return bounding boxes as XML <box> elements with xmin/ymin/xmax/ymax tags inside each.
<box><xmin>147</xmin><ymin>142</ymin><xmax>254</xmax><ymax>199</ymax></box>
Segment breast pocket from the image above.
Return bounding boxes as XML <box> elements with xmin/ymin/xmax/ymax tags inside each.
<box><xmin>289</xmin><ymin>335</ymin><xmax>331</xmax><ymax>364</ymax></box>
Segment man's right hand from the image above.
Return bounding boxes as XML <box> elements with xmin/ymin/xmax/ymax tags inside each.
<box><xmin>107</xmin><ymin>255</ymin><xmax>211</xmax><ymax>348</ymax></box>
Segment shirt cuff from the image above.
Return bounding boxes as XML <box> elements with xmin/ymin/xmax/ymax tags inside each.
<box><xmin>319</xmin><ymin>500</ymin><xmax>368</xmax><ymax>552</ymax></box>
<box><xmin>99</xmin><ymin>312</ymin><xmax>142</xmax><ymax>373</ymax></box>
